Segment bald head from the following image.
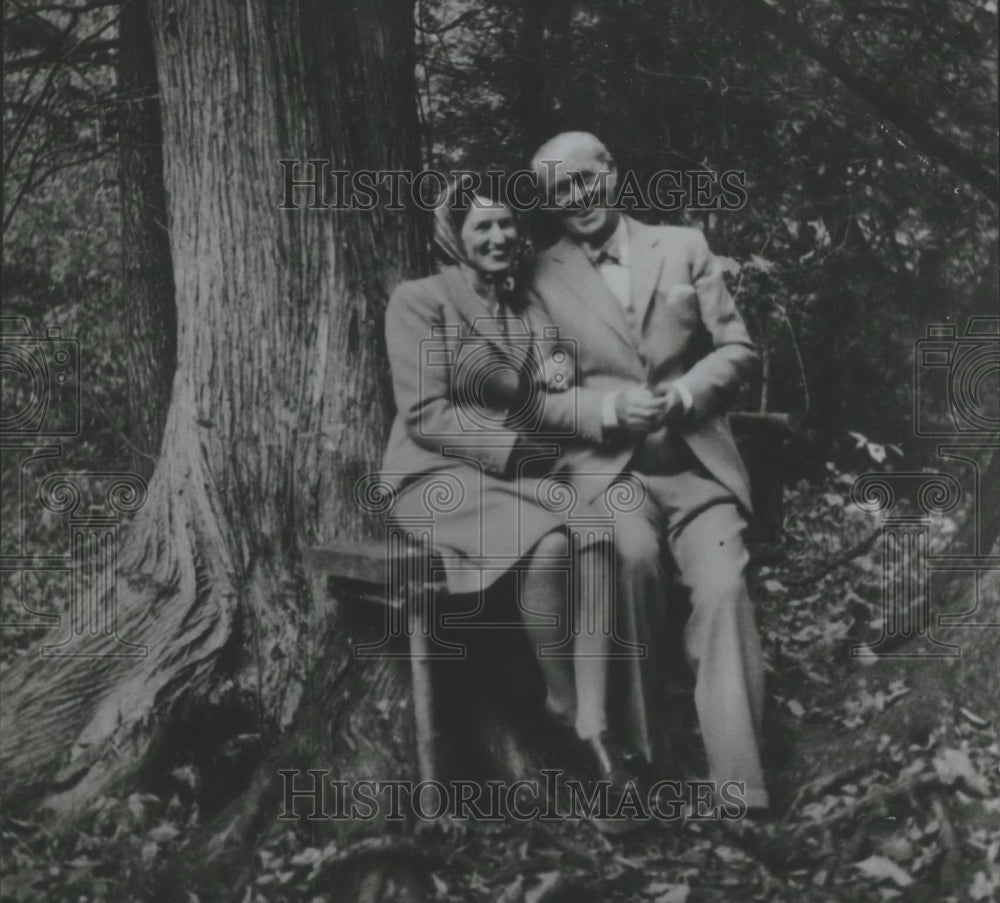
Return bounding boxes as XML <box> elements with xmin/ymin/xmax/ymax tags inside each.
<box><xmin>531</xmin><ymin>131</ymin><xmax>613</xmax><ymax>179</ymax></box>
<box><xmin>531</xmin><ymin>131</ymin><xmax>619</xmax><ymax>242</ymax></box>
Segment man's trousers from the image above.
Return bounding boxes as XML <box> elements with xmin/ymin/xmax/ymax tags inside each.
<box><xmin>608</xmin><ymin>466</ymin><xmax>768</xmax><ymax>809</ymax></box>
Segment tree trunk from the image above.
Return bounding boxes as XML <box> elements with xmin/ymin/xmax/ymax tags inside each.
<box><xmin>118</xmin><ymin>0</ymin><xmax>176</xmax><ymax>476</ymax></box>
<box><xmin>1</xmin><ymin>0</ymin><xmax>424</xmax><ymax>829</ymax></box>
<box><xmin>514</xmin><ymin>0</ymin><xmax>571</xmax><ymax>157</ymax></box>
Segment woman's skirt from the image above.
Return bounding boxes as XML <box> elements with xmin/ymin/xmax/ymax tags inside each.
<box><xmin>388</xmin><ymin>466</ymin><xmax>582</xmax><ymax>594</ymax></box>
<box><xmin>384</xmin><ymin>462</ymin><xmax>667</xmax><ymax>768</ymax></box>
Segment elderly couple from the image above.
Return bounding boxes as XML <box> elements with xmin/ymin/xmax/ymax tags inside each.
<box><xmin>380</xmin><ymin>132</ymin><xmax>767</xmax><ymax>823</ymax></box>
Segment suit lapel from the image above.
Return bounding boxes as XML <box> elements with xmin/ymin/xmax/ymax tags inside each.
<box><xmin>546</xmin><ymin>236</ymin><xmax>638</xmax><ymax>355</ymax></box>
<box><xmin>626</xmin><ymin>217</ymin><xmax>664</xmax><ymax>328</ymax></box>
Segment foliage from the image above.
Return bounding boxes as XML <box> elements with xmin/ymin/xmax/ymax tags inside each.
<box><xmin>3</xmin><ymin>0</ymin><xmax>120</xmax><ymax>233</ymax></box>
<box><xmin>417</xmin><ymin>0</ymin><xmax>998</xmax><ymax>449</ymax></box>
<box><xmin>2</xmin><ymin>2</ymin><xmax>134</xmax><ymax>666</ymax></box>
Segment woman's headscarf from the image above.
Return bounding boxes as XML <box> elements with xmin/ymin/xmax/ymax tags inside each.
<box><xmin>433</xmin><ymin>178</ymin><xmax>471</xmax><ymax>267</ymax></box>
<box><xmin>432</xmin><ymin>176</ymin><xmax>521</xmax><ymax>302</ymax></box>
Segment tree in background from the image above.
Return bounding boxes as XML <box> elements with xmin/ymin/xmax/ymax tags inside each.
<box><xmin>117</xmin><ymin>0</ymin><xmax>175</xmax><ymax>474</ymax></box>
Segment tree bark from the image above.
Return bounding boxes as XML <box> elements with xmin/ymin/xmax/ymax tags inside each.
<box><xmin>1</xmin><ymin>0</ymin><xmax>424</xmax><ymax>827</ymax></box>
<box><xmin>513</xmin><ymin>0</ymin><xmax>571</xmax><ymax>157</ymax></box>
<box><xmin>118</xmin><ymin>0</ymin><xmax>176</xmax><ymax>475</ymax></box>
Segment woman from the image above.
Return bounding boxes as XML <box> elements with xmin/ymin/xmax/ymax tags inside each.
<box><xmin>380</xmin><ymin>178</ymin><xmax>649</xmax><ymax>807</ymax></box>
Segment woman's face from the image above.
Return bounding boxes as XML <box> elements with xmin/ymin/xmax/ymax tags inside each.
<box><xmin>459</xmin><ymin>201</ymin><xmax>518</xmax><ymax>276</ymax></box>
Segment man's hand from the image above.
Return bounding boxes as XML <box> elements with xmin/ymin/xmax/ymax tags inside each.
<box><xmin>650</xmin><ymin>382</ymin><xmax>687</xmax><ymax>427</ymax></box>
<box><xmin>614</xmin><ymin>386</ymin><xmax>667</xmax><ymax>435</ymax></box>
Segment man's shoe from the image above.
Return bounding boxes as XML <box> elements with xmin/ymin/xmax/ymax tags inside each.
<box><xmin>580</xmin><ymin>731</ymin><xmax>645</xmax><ymax>836</ymax></box>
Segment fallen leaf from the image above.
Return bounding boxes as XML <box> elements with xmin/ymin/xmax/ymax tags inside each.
<box><xmin>933</xmin><ymin>748</ymin><xmax>989</xmax><ymax>797</ymax></box>
<box><xmin>495</xmin><ymin>875</ymin><xmax>524</xmax><ymax>903</ymax></box>
<box><xmin>148</xmin><ymin>823</ymin><xmax>180</xmax><ymax>843</ymax></box>
<box><xmin>787</xmin><ymin>699</ymin><xmax>805</xmax><ymax>718</ymax></box>
<box><xmin>289</xmin><ymin>847</ymin><xmax>321</xmax><ymax>867</ymax></box>
<box><xmin>525</xmin><ymin>871</ymin><xmax>562</xmax><ymax>903</ymax></box>
<box><xmin>127</xmin><ymin>794</ymin><xmax>146</xmax><ymax>821</ymax></box>
<box><xmin>654</xmin><ymin>886</ymin><xmax>691</xmax><ymax>903</ymax></box>
<box><xmin>970</xmin><ymin>870</ymin><xmax>1000</xmax><ymax>901</ymax></box>
<box><xmin>867</xmin><ymin>443</ymin><xmax>886</xmax><ymax>463</ymax></box>
<box><xmin>854</xmin><ymin>855</ymin><xmax>913</xmax><ymax>887</ymax></box>
<box><xmin>878</xmin><ymin>836</ymin><xmax>914</xmax><ymax>861</ymax></box>
<box><xmin>960</xmin><ymin>707</ymin><xmax>989</xmax><ymax>727</ymax></box>
<box><xmin>714</xmin><ymin>845</ymin><xmax>747</xmax><ymax>864</ymax></box>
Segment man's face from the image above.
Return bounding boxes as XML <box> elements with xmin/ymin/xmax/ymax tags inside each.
<box><xmin>543</xmin><ymin>142</ymin><xmax>618</xmax><ymax>242</ymax></box>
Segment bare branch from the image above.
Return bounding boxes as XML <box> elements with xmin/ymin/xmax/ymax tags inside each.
<box><xmin>416</xmin><ymin>8</ymin><xmax>478</xmax><ymax>35</ymax></box>
<box><xmin>3</xmin><ymin>38</ymin><xmax>118</xmax><ymax>71</ymax></box>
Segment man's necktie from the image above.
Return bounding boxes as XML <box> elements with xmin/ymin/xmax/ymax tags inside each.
<box><xmin>585</xmin><ymin>238</ymin><xmax>622</xmax><ymax>267</ymax></box>
<box><xmin>587</xmin><ymin>240</ymin><xmax>630</xmax><ymax>310</ymax></box>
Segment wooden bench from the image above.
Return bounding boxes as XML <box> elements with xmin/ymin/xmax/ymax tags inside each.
<box><xmin>304</xmin><ymin>412</ymin><xmax>794</xmax><ymax>782</ymax></box>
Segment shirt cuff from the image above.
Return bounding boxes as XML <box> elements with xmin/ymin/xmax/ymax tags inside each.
<box><xmin>673</xmin><ymin>379</ymin><xmax>694</xmax><ymax>413</ymax></box>
<box><xmin>601</xmin><ymin>390</ymin><xmax>620</xmax><ymax>430</ymax></box>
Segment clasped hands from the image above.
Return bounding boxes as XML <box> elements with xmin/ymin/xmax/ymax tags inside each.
<box><xmin>614</xmin><ymin>383</ymin><xmax>686</xmax><ymax>435</ymax></box>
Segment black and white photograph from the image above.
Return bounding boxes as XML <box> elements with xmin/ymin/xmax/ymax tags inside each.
<box><xmin>1</xmin><ymin>1</ymin><xmax>998</xmax><ymax>901</ymax></box>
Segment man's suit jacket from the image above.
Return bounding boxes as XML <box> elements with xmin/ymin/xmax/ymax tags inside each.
<box><xmin>523</xmin><ymin>216</ymin><xmax>758</xmax><ymax>512</ymax></box>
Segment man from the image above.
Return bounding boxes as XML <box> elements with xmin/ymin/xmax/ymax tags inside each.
<box><xmin>523</xmin><ymin>131</ymin><xmax>768</xmax><ymax>812</ymax></box>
